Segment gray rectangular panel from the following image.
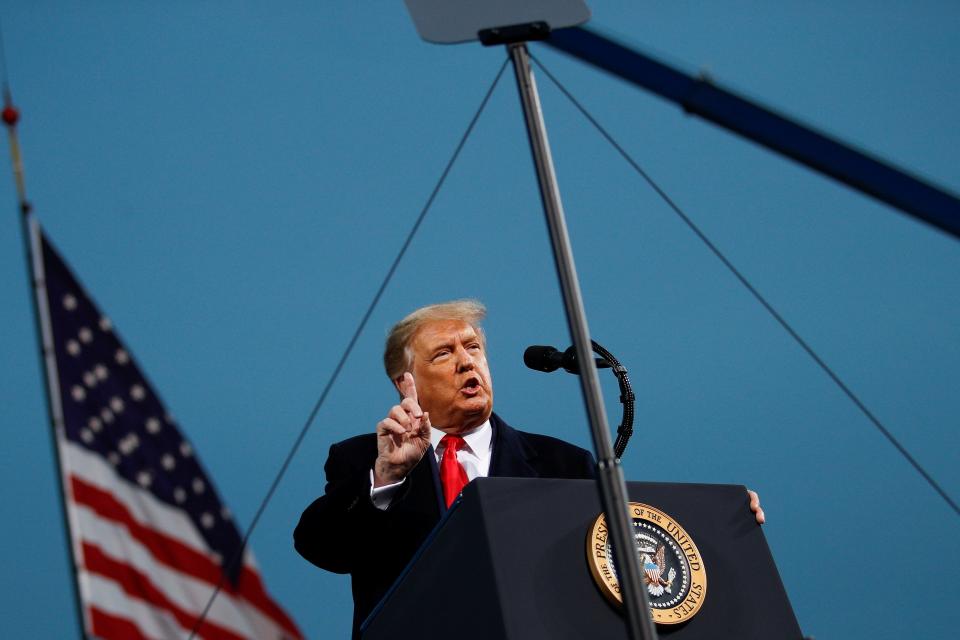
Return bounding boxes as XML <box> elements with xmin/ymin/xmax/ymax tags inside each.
<box><xmin>405</xmin><ymin>0</ymin><xmax>590</xmax><ymax>44</ymax></box>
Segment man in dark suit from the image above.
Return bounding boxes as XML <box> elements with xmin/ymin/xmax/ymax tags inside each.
<box><xmin>294</xmin><ymin>300</ymin><xmax>764</xmax><ymax>637</ymax></box>
<box><xmin>293</xmin><ymin>300</ymin><xmax>597</xmax><ymax>636</ymax></box>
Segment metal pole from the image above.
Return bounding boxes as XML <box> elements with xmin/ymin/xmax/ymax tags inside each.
<box><xmin>5</xmin><ymin>101</ymin><xmax>89</xmax><ymax>638</ymax></box>
<box><xmin>507</xmin><ymin>42</ymin><xmax>658</xmax><ymax>640</ymax></box>
<box><xmin>19</xmin><ymin>212</ymin><xmax>90</xmax><ymax>639</ymax></box>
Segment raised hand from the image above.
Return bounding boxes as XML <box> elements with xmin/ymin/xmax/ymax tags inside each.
<box><xmin>373</xmin><ymin>372</ymin><xmax>433</xmax><ymax>487</ymax></box>
<box><xmin>747</xmin><ymin>489</ymin><xmax>765</xmax><ymax>525</ymax></box>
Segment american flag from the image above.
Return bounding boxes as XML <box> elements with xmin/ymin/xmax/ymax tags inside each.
<box><xmin>32</xmin><ymin>224</ymin><xmax>303</xmax><ymax>640</ymax></box>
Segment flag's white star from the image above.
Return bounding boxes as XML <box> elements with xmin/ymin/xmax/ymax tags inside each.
<box><xmin>200</xmin><ymin>512</ymin><xmax>215</xmax><ymax>529</ymax></box>
<box><xmin>80</xmin><ymin>428</ymin><xmax>94</xmax><ymax>443</ymax></box>
<box><xmin>78</xmin><ymin>327</ymin><xmax>93</xmax><ymax>344</ymax></box>
<box><xmin>66</xmin><ymin>340</ymin><xmax>81</xmax><ymax>356</ymax></box>
<box><xmin>88</xmin><ymin>416</ymin><xmax>103</xmax><ymax>432</ymax></box>
<box><xmin>180</xmin><ymin>442</ymin><xmax>193</xmax><ymax>458</ymax></box>
<box><xmin>115</xmin><ymin>349</ymin><xmax>129</xmax><ymax>365</ymax></box>
<box><xmin>94</xmin><ymin>364</ymin><xmax>109</xmax><ymax>381</ymax></box>
<box><xmin>71</xmin><ymin>385</ymin><xmax>86</xmax><ymax>401</ymax></box>
<box><xmin>130</xmin><ymin>384</ymin><xmax>146</xmax><ymax>401</ymax></box>
<box><xmin>192</xmin><ymin>478</ymin><xmax>205</xmax><ymax>494</ymax></box>
<box><xmin>98</xmin><ymin>316</ymin><xmax>112</xmax><ymax>332</ymax></box>
<box><xmin>110</xmin><ymin>397</ymin><xmax>125</xmax><ymax>413</ymax></box>
<box><xmin>137</xmin><ymin>471</ymin><xmax>152</xmax><ymax>488</ymax></box>
<box><xmin>100</xmin><ymin>408</ymin><xmax>115</xmax><ymax>424</ymax></box>
<box><xmin>62</xmin><ymin>293</ymin><xmax>77</xmax><ymax>310</ymax></box>
<box><xmin>119</xmin><ymin>433</ymin><xmax>140</xmax><ymax>455</ymax></box>
<box><xmin>173</xmin><ymin>487</ymin><xmax>187</xmax><ymax>504</ymax></box>
<box><xmin>82</xmin><ymin>371</ymin><xmax>97</xmax><ymax>388</ymax></box>
<box><xmin>161</xmin><ymin>454</ymin><xmax>176</xmax><ymax>471</ymax></box>
<box><xmin>146</xmin><ymin>417</ymin><xmax>162</xmax><ymax>434</ymax></box>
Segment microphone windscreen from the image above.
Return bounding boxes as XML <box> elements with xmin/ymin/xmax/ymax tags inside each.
<box><xmin>523</xmin><ymin>345</ymin><xmax>562</xmax><ymax>372</ymax></box>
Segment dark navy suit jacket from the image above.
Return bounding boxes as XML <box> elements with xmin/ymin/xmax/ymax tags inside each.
<box><xmin>293</xmin><ymin>413</ymin><xmax>595</xmax><ymax>637</ymax></box>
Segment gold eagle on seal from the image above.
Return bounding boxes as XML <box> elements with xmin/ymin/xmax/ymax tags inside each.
<box><xmin>638</xmin><ymin>540</ymin><xmax>677</xmax><ymax>597</ymax></box>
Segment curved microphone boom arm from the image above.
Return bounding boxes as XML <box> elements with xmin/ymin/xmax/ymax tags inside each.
<box><xmin>589</xmin><ymin>341</ymin><xmax>635</xmax><ymax>460</ymax></box>
<box><xmin>523</xmin><ymin>340</ymin><xmax>635</xmax><ymax>459</ymax></box>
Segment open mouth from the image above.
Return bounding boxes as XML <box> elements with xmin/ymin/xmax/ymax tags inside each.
<box><xmin>460</xmin><ymin>376</ymin><xmax>482</xmax><ymax>396</ymax></box>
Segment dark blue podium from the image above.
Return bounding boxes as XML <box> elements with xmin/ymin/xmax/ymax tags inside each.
<box><xmin>362</xmin><ymin>478</ymin><xmax>802</xmax><ymax>639</ymax></box>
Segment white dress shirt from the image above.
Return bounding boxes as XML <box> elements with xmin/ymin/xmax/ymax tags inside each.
<box><xmin>370</xmin><ymin>419</ymin><xmax>492</xmax><ymax>510</ymax></box>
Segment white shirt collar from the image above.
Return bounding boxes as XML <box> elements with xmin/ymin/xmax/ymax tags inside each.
<box><xmin>430</xmin><ymin>419</ymin><xmax>492</xmax><ymax>456</ymax></box>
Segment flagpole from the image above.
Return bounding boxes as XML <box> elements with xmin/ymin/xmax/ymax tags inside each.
<box><xmin>5</xmin><ymin>94</ymin><xmax>90</xmax><ymax>639</ymax></box>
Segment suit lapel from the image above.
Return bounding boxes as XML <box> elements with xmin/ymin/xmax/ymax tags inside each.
<box><xmin>488</xmin><ymin>413</ymin><xmax>539</xmax><ymax>478</ymax></box>
<box><xmin>425</xmin><ymin>445</ymin><xmax>445</xmax><ymax>513</ymax></box>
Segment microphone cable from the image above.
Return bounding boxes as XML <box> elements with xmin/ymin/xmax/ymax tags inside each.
<box><xmin>589</xmin><ymin>341</ymin><xmax>635</xmax><ymax>460</ymax></box>
<box><xmin>528</xmin><ymin>51</ymin><xmax>959</xmax><ymax>519</ymax></box>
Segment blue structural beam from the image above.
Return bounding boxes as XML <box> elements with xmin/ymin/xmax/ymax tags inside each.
<box><xmin>544</xmin><ymin>27</ymin><xmax>960</xmax><ymax>240</ymax></box>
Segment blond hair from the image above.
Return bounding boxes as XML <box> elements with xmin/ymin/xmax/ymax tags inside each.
<box><xmin>383</xmin><ymin>299</ymin><xmax>486</xmax><ymax>381</ymax></box>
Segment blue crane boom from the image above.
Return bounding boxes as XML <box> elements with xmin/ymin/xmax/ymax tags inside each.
<box><xmin>545</xmin><ymin>26</ymin><xmax>960</xmax><ymax>240</ymax></box>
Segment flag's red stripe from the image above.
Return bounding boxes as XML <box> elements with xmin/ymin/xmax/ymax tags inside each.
<box><xmin>83</xmin><ymin>542</ymin><xmax>247</xmax><ymax>640</ymax></box>
<box><xmin>89</xmin><ymin>606</ymin><xmax>153</xmax><ymax>640</ymax></box>
<box><xmin>70</xmin><ymin>475</ymin><xmax>302</xmax><ymax>639</ymax></box>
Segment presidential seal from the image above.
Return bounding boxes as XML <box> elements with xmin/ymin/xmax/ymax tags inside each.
<box><xmin>586</xmin><ymin>503</ymin><xmax>707</xmax><ymax>624</ymax></box>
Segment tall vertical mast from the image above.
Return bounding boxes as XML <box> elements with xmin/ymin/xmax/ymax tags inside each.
<box><xmin>506</xmin><ymin>41</ymin><xmax>657</xmax><ymax>640</ymax></box>
<box><xmin>4</xmin><ymin>87</ymin><xmax>90</xmax><ymax>639</ymax></box>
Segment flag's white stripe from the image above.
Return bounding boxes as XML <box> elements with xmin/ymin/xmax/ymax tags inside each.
<box><xmin>83</xmin><ymin>570</ymin><xmax>185</xmax><ymax>639</ymax></box>
<box><xmin>76</xmin><ymin>505</ymin><xmax>290</xmax><ymax>640</ymax></box>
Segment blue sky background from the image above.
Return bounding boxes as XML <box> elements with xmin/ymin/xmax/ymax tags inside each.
<box><xmin>1</xmin><ymin>2</ymin><xmax>957</xmax><ymax>638</ymax></box>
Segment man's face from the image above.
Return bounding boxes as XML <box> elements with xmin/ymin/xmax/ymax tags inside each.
<box><xmin>403</xmin><ymin>319</ymin><xmax>494</xmax><ymax>433</ymax></box>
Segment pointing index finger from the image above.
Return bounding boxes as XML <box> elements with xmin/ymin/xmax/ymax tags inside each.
<box><xmin>400</xmin><ymin>372</ymin><xmax>418</xmax><ymax>403</ymax></box>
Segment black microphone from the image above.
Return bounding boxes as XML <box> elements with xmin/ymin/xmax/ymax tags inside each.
<box><xmin>523</xmin><ymin>345</ymin><xmax>612</xmax><ymax>374</ymax></box>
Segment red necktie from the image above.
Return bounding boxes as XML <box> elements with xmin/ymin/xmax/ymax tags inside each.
<box><xmin>439</xmin><ymin>435</ymin><xmax>469</xmax><ymax>508</ymax></box>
